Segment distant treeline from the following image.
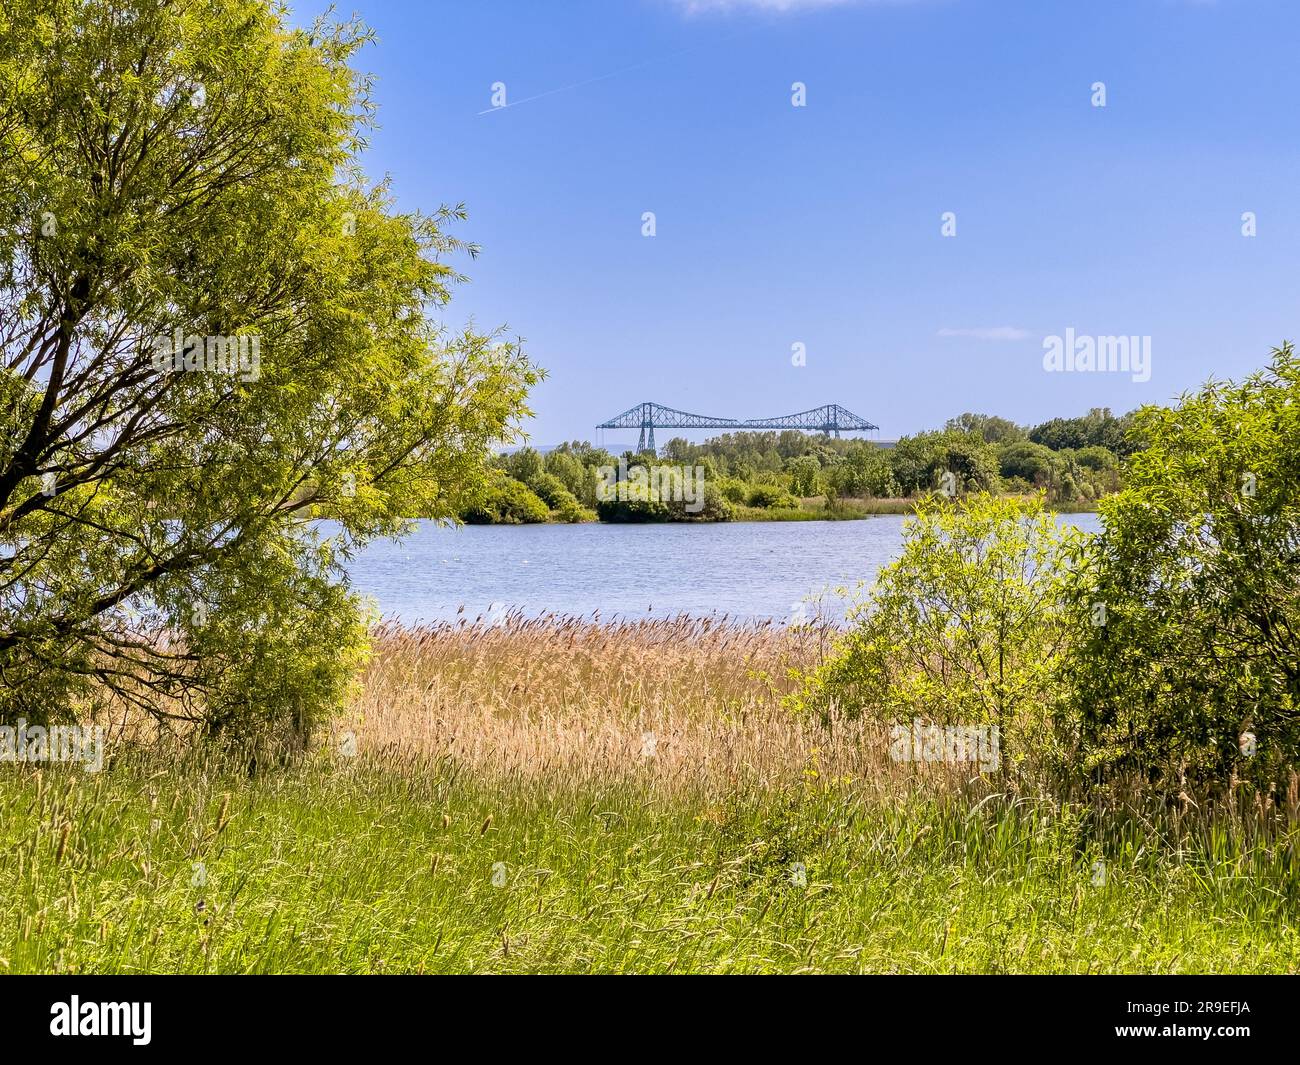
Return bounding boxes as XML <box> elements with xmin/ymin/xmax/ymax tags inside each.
<box><xmin>462</xmin><ymin>407</ymin><xmax>1135</xmax><ymax>523</ymax></box>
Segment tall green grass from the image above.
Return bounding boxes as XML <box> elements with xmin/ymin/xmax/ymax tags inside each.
<box><xmin>3</xmin><ymin>751</ymin><xmax>1297</xmax><ymax>973</ymax></box>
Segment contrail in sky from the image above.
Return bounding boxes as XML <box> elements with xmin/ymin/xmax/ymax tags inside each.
<box><xmin>476</xmin><ymin>29</ymin><xmax>758</xmax><ymax>116</ymax></box>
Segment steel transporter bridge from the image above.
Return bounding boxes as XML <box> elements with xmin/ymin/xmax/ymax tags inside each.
<box><xmin>597</xmin><ymin>402</ymin><xmax>879</xmax><ymax>452</ymax></box>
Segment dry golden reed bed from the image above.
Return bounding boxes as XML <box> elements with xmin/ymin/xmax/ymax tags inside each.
<box><xmin>345</xmin><ymin>614</ymin><xmax>901</xmax><ymax>795</ymax></box>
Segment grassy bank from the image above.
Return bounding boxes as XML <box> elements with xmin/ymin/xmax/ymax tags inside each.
<box><xmin>733</xmin><ymin>497</ymin><xmax>916</xmax><ymax>520</ymax></box>
<box><xmin>1</xmin><ymin>618</ymin><xmax>1296</xmax><ymax>974</ymax></box>
<box><xmin>736</xmin><ymin>495</ymin><xmax>1103</xmax><ymax>520</ymax></box>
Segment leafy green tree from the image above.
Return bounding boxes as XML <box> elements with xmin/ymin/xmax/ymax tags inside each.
<box><xmin>1029</xmin><ymin>408</ymin><xmax>1135</xmax><ymax>455</ymax></box>
<box><xmin>544</xmin><ymin>449</ymin><xmax>590</xmax><ymax>502</ymax></box>
<box><xmin>796</xmin><ymin>494</ymin><xmax>1081</xmax><ymax>775</ymax></box>
<box><xmin>550</xmin><ymin>440</ymin><xmax>614</xmax><ymax>469</ymax></box>
<box><xmin>594</xmin><ymin>483</ymin><xmax>670</xmax><ymax>523</ymax></box>
<box><xmin>998</xmin><ymin>440</ymin><xmax>1057</xmax><ymax>486</ymax></box>
<box><xmin>945</xmin><ymin>412</ymin><xmax>1025</xmax><ymax>444</ymax></box>
<box><xmin>831</xmin><ymin>443</ymin><xmax>897</xmax><ymax>498</ymax></box>
<box><xmin>890</xmin><ymin>430</ymin><xmax>1001</xmax><ymax>496</ymax></box>
<box><xmin>500</xmin><ymin>446</ymin><xmax>546</xmax><ymax>488</ymax></box>
<box><xmin>528</xmin><ymin>471</ymin><xmax>589</xmax><ymax>522</ymax></box>
<box><xmin>1074</xmin><ymin>445</ymin><xmax>1118</xmax><ymax>473</ymax></box>
<box><xmin>746</xmin><ymin>483</ymin><xmax>797</xmax><ymax>508</ymax></box>
<box><xmin>786</xmin><ymin>455</ymin><xmax>821</xmax><ymax>497</ymax></box>
<box><xmin>822</xmin><ymin>462</ymin><xmax>856</xmax><ymax>500</ymax></box>
<box><xmin>0</xmin><ymin>0</ymin><xmax>536</xmax><ymax>742</ymax></box>
<box><xmin>544</xmin><ymin>441</ymin><xmax>613</xmax><ymax>507</ymax></box>
<box><xmin>660</xmin><ymin>437</ymin><xmax>694</xmax><ymax>464</ymax></box>
<box><xmin>1067</xmin><ymin>344</ymin><xmax>1300</xmax><ymax>793</ymax></box>
<box><xmin>716</xmin><ymin>476</ymin><xmax>749</xmax><ymax>504</ymax></box>
<box><xmin>595</xmin><ymin>465</ymin><xmax>731</xmax><ymax>522</ymax></box>
<box><xmin>463</xmin><ymin>474</ymin><xmax>549</xmax><ymax>524</ymax></box>
<box><xmin>673</xmin><ymin>481</ymin><xmax>731</xmax><ymax>521</ymax></box>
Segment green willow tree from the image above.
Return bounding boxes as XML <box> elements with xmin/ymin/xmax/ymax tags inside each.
<box><xmin>795</xmin><ymin>494</ymin><xmax>1081</xmax><ymax>776</ymax></box>
<box><xmin>1068</xmin><ymin>344</ymin><xmax>1300</xmax><ymax>794</ymax></box>
<box><xmin>0</xmin><ymin>0</ymin><xmax>537</xmax><ymax>741</ymax></box>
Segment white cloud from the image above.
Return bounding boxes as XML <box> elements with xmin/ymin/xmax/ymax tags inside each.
<box><xmin>937</xmin><ymin>326</ymin><xmax>1032</xmax><ymax>341</ymax></box>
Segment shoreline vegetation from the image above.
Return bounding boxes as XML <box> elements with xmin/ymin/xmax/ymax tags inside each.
<box><xmin>468</xmin><ymin>492</ymin><xmax>1101</xmax><ymax>525</ymax></box>
<box><xmin>459</xmin><ymin>408</ymin><xmax>1127</xmax><ymax>524</ymax></box>
<box><xmin>731</xmin><ymin>496</ymin><xmax>1099</xmax><ymax>521</ymax></box>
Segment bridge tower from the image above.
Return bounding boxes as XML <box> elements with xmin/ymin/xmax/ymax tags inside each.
<box><xmin>635</xmin><ymin>402</ymin><xmax>656</xmax><ymax>453</ymax></box>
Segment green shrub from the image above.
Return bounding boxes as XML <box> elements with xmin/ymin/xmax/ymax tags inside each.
<box><xmin>1075</xmin><ymin>445</ymin><xmax>1118</xmax><ymax>473</ymax></box>
<box><xmin>595</xmin><ymin>492</ymin><xmax>670</xmax><ymax>523</ymax></box>
<box><xmin>890</xmin><ymin>430</ymin><xmax>1002</xmax><ymax>496</ymax></box>
<box><xmin>529</xmin><ymin>472</ymin><xmax>591</xmax><ymax>522</ymax></box>
<box><xmin>676</xmin><ymin>482</ymin><xmax>733</xmax><ymax>522</ymax></box>
<box><xmin>549</xmin><ymin>494</ymin><xmax>594</xmax><ymax>522</ymax></box>
<box><xmin>463</xmin><ymin>475</ymin><xmax>550</xmax><ymax>524</ymax></box>
<box><xmin>595</xmin><ymin>469</ymin><xmax>732</xmax><ymax>522</ymax></box>
<box><xmin>998</xmin><ymin>440</ymin><xmax>1057</xmax><ymax>485</ymax></box>
<box><xmin>786</xmin><ymin>455</ymin><xmax>821</xmax><ymax>497</ymax></box>
<box><xmin>717</xmin><ymin>477</ymin><xmax>750</xmax><ymax>504</ymax></box>
<box><xmin>794</xmin><ymin>494</ymin><xmax>1082</xmax><ymax>778</ymax></box>
<box><xmin>1066</xmin><ymin>343</ymin><xmax>1300</xmax><ymax>795</ymax></box>
<box><xmin>747</xmin><ymin>483</ymin><xmax>798</xmax><ymax>508</ymax></box>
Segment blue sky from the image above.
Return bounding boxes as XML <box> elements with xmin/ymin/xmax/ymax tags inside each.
<box><xmin>291</xmin><ymin>0</ymin><xmax>1300</xmax><ymax>446</ymax></box>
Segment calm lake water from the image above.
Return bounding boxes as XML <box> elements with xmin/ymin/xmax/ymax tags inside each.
<box><xmin>344</xmin><ymin>513</ymin><xmax>1103</xmax><ymax>625</ymax></box>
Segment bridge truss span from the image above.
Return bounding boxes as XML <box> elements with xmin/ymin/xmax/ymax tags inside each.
<box><xmin>597</xmin><ymin>402</ymin><xmax>878</xmax><ymax>452</ymax></box>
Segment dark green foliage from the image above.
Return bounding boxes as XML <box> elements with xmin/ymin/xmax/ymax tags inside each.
<box><xmin>785</xmin><ymin>455</ymin><xmax>821</xmax><ymax>497</ymax></box>
<box><xmin>1066</xmin><ymin>343</ymin><xmax>1300</xmax><ymax>795</ymax></box>
<box><xmin>594</xmin><ymin>467</ymin><xmax>732</xmax><ymax>522</ymax></box>
<box><xmin>462</xmin><ymin>474</ymin><xmax>550</xmax><ymax>525</ymax></box>
<box><xmin>945</xmin><ymin>412</ymin><xmax>1026</xmax><ymax>444</ymax></box>
<box><xmin>802</xmin><ymin>345</ymin><xmax>1300</xmax><ymax>802</ymax></box>
<box><xmin>747</xmin><ymin>483</ymin><xmax>798</xmax><ymax>508</ymax></box>
<box><xmin>890</xmin><ymin>430</ymin><xmax>1002</xmax><ymax>495</ymax></box>
<box><xmin>999</xmin><ymin>440</ymin><xmax>1057</xmax><ymax>484</ymax></box>
<box><xmin>1029</xmin><ymin>408</ymin><xmax>1136</xmax><ymax>456</ymax></box>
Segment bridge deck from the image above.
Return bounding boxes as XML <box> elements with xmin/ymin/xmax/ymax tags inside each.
<box><xmin>597</xmin><ymin>402</ymin><xmax>878</xmax><ymax>432</ymax></box>
<box><xmin>597</xmin><ymin>402</ymin><xmax>878</xmax><ymax>451</ymax></box>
